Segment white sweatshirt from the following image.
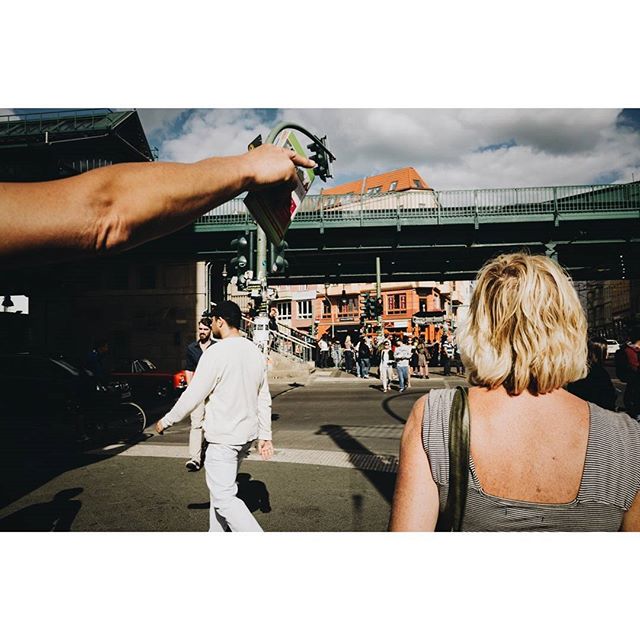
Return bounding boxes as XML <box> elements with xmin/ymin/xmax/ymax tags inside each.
<box><xmin>161</xmin><ymin>336</ymin><xmax>272</xmax><ymax>444</ymax></box>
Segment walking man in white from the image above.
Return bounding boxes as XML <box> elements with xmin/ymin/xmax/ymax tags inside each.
<box><xmin>155</xmin><ymin>301</ymin><xmax>273</xmax><ymax>532</ymax></box>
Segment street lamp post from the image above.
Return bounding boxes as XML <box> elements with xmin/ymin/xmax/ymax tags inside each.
<box><xmin>222</xmin><ymin>264</ymin><xmax>228</xmax><ymax>301</ymax></box>
<box><xmin>323</xmin><ymin>283</ymin><xmax>335</xmax><ymax>340</ymax></box>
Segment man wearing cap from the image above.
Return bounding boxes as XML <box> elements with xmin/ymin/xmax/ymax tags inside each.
<box><xmin>155</xmin><ymin>301</ymin><xmax>273</xmax><ymax>532</ymax></box>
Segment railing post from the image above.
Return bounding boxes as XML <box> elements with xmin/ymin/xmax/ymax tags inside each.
<box><xmin>474</xmin><ymin>190</ymin><xmax>479</xmax><ymax>230</ymax></box>
<box><xmin>553</xmin><ymin>187</ymin><xmax>559</xmax><ymax>227</ymax></box>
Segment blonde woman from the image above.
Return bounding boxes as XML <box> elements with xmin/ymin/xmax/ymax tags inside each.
<box><xmin>390</xmin><ymin>253</ymin><xmax>640</xmax><ymax>531</ymax></box>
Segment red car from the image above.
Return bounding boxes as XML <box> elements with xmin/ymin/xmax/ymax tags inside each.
<box><xmin>112</xmin><ymin>359</ymin><xmax>187</xmax><ymax>401</ymax></box>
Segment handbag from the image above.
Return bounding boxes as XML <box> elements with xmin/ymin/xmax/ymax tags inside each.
<box><xmin>435</xmin><ymin>386</ymin><xmax>470</xmax><ymax>532</ymax></box>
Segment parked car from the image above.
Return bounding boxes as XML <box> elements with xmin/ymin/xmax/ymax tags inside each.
<box><xmin>606</xmin><ymin>340</ymin><xmax>620</xmax><ymax>357</ymax></box>
<box><xmin>0</xmin><ymin>353</ymin><xmax>146</xmax><ymax>449</ymax></box>
<box><xmin>111</xmin><ymin>359</ymin><xmax>187</xmax><ymax>402</ymax></box>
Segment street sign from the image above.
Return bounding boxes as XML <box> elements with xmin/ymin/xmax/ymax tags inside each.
<box><xmin>244</xmin><ymin>130</ymin><xmax>316</xmax><ymax>246</ymax></box>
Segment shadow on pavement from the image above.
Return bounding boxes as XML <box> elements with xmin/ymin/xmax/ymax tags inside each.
<box><xmin>381</xmin><ymin>390</ymin><xmax>425</xmax><ymax>424</ymax></box>
<box><xmin>187</xmin><ymin>473</ymin><xmax>271</xmax><ymax>515</ymax></box>
<box><xmin>0</xmin><ymin>487</ymin><xmax>83</xmax><ymax>531</ymax></box>
<box><xmin>0</xmin><ymin>402</ymin><xmax>169</xmax><ymax>511</ymax></box>
<box><xmin>316</xmin><ymin>424</ymin><xmax>396</xmax><ymax>505</ymax></box>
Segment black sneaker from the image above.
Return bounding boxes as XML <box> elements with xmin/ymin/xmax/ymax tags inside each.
<box><xmin>185</xmin><ymin>459</ymin><xmax>201</xmax><ymax>472</ymax></box>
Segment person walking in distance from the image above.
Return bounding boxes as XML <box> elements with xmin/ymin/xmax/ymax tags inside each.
<box><xmin>394</xmin><ymin>338</ymin><xmax>412</xmax><ymax>392</ymax></box>
<box><xmin>317</xmin><ymin>335</ymin><xmax>329</xmax><ymax>368</ymax></box>
<box><xmin>379</xmin><ymin>340</ymin><xmax>395</xmax><ymax>392</ymax></box>
<box><xmin>343</xmin><ymin>334</ymin><xmax>355</xmax><ymax>374</ymax></box>
<box><xmin>417</xmin><ymin>338</ymin><xmax>429</xmax><ymax>379</ymax></box>
<box><xmin>268</xmin><ymin>306</ymin><xmax>279</xmax><ymax>352</ymax></box>
<box><xmin>441</xmin><ymin>334</ymin><xmax>455</xmax><ymax>376</ymax></box>
<box><xmin>155</xmin><ymin>301</ymin><xmax>273</xmax><ymax>532</ymax></box>
<box><xmin>358</xmin><ymin>336</ymin><xmax>372</xmax><ymax>379</ymax></box>
<box><xmin>183</xmin><ymin>317</ymin><xmax>214</xmax><ymax>472</ymax></box>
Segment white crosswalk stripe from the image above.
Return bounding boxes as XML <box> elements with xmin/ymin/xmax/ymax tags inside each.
<box><xmin>85</xmin><ymin>443</ymin><xmax>399</xmax><ymax>473</ymax></box>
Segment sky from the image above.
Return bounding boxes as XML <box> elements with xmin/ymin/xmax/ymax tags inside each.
<box><xmin>3</xmin><ymin>108</ymin><xmax>639</xmax><ymax>192</ymax></box>
<box><xmin>132</xmin><ymin>108</ymin><xmax>640</xmax><ymax>192</ymax></box>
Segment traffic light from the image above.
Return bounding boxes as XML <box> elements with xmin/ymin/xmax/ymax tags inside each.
<box><xmin>360</xmin><ymin>293</ymin><xmax>370</xmax><ymax>321</ymax></box>
<box><xmin>307</xmin><ymin>136</ymin><xmax>333</xmax><ymax>182</ymax></box>
<box><xmin>374</xmin><ymin>297</ymin><xmax>383</xmax><ymax>317</ymax></box>
<box><xmin>367</xmin><ymin>296</ymin><xmax>377</xmax><ymax>319</ymax></box>
<box><xmin>230</xmin><ymin>234</ymin><xmax>249</xmax><ymax>275</ymax></box>
<box><xmin>270</xmin><ymin>240</ymin><xmax>289</xmax><ymax>274</ymax></box>
<box><xmin>230</xmin><ymin>234</ymin><xmax>250</xmax><ymax>290</ymax></box>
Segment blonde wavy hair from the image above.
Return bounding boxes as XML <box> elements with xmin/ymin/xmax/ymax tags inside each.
<box><xmin>456</xmin><ymin>252</ymin><xmax>588</xmax><ymax>395</ymax></box>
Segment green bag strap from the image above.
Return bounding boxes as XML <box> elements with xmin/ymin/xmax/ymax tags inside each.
<box><xmin>436</xmin><ymin>386</ymin><xmax>470</xmax><ymax>532</ymax></box>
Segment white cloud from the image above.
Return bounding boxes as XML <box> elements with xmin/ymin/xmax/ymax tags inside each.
<box><xmin>156</xmin><ymin>110</ymin><xmax>272</xmax><ymax>162</ymax></box>
<box><xmin>142</xmin><ymin>108</ymin><xmax>640</xmax><ymax>189</ymax></box>
<box><xmin>137</xmin><ymin>109</ymin><xmax>183</xmax><ymax>137</ymax></box>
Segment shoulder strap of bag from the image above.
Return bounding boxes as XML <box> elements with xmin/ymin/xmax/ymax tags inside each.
<box><xmin>435</xmin><ymin>386</ymin><xmax>470</xmax><ymax>532</ymax></box>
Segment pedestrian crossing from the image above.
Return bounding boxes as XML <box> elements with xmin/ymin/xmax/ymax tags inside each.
<box><xmin>85</xmin><ymin>442</ymin><xmax>399</xmax><ymax>474</ymax></box>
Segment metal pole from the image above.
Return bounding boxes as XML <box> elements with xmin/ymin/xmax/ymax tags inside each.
<box><xmin>256</xmin><ymin>227</ymin><xmax>268</xmax><ymax>314</ymax></box>
<box><xmin>376</xmin><ymin>256</ymin><xmax>383</xmax><ymax>338</ymax></box>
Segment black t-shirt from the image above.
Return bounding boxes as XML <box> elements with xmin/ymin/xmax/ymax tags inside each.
<box><xmin>185</xmin><ymin>340</ymin><xmax>212</xmax><ymax>372</ymax></box>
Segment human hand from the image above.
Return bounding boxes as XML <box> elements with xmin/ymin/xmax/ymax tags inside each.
<box><xmin>243</xmin><ymin>144</ymin><xmax>316</xmax><ymax>191</ymax></box>
<box><xmin>154</xmin><ymin>419</ymin><xmax>165</xmax><ymax>435</ymax></box>
<box><xmin>258</xmin><ymin>439</ymin><xmax>274</xmax><ymax>461</ymax></box>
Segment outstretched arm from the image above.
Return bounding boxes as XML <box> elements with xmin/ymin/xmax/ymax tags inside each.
<box><xmin>389</xmin><ymin>395</ymin><xmax>439</xmax><ymax>531</ymax></box>
<box><xmin>0</xmin><ymin>144</ymin><xmax>315</xmax><ymax>266</ymax></box>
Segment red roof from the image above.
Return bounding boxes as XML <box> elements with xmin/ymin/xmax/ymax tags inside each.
<box><xmin>322</xmin><ymin>167</ymin><xmax>431</xmax><ymax>195</ymax></box>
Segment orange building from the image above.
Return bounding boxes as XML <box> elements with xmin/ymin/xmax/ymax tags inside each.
<box><xmin>322</xmin><ymin>167</ymin><xmax>431</xmax><ymax>196</ymax></box>
<box><xmin>315</xmin><ymin>281</ymin><xmax>468</xmax><ymax>343</ymax></box>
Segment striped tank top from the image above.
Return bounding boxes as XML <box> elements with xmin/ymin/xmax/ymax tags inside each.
<box><xmin>423</xmin><ymin>388</ymin><xmax>640</xmax><ymax>531</ymax></box>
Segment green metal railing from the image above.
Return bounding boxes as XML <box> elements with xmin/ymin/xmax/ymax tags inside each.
<box><xmin>0</xmin><ymin>109</ymin><xmax>119</xmax><ymax>137</ymax></box>
<box><xmin>194</xmin><ymin>182</ymin><xmax>640</xmax><ymax>230</ymax></box>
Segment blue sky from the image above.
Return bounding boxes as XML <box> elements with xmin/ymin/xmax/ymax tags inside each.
<box><xmin>4</xmin><ymin>108</ymin><xmax>640</xmax><ymax>191</ymax></box>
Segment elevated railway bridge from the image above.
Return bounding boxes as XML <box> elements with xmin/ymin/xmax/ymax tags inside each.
<box><xmin>137</xmin><ymin>181</ymin><xmax>640</xmax><ymax>282</ymax></box>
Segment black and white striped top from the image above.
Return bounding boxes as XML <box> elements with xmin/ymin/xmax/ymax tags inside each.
<box><xmin>422</xmin><ymin>388</ymin><xmax>640</xmax><ymax>531</ymax></box>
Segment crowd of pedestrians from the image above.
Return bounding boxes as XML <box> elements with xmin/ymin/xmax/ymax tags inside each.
<box><xmin>313</xmin><ymin>329</ymin><xmax>466</xmax><ymax>391</ymax></box>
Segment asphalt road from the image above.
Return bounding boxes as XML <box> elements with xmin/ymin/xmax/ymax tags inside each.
<box><xmin>0</xmin><ymin>369</ymin><xmax>463</xmax><ymax>532</ymax></box>
<box><xmin>0</xmin><ymin>363</ymin><xmax>628</xmax><ymax>532</ymax></box>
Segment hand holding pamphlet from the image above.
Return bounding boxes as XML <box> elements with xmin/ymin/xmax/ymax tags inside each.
<box><xmin>244</xmin><ymin>129</ymin><xmax>316</xmax><ymax>246</ymax></box>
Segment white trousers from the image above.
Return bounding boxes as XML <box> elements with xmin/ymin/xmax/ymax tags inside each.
<box><xmin>204</xmin><ymin>442</ymin><xmax>263</xmax><ymax>532</ymax></box>
<box><xmin>379</xmin><ymin>364</ymin><xmax>393</xmax><ymax>390</ymax></box>
<box><xmin>188</xmin><ymin>402</ymin><xmax>205</xmax><ymax>462</ymax></box>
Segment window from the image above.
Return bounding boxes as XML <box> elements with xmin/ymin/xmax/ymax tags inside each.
<box><xmin>388</xmin><ymin>181</ymin><xmax>398</xmax><ymax>192</ymax></box>
<box><xmin>322</xmin><ymin>300</ymin><xmax>332</xmax><ymax>318</ymax></box>
<box><xmin>386</xmin><ymin>293</ymin><xmax>407</xmax><ymax>315</ymax></box>
<box><xmin>367</xmin><ymin>186</ymin><xmax>382</xmax><ymax>196</ymax></box>
<box><xmin>297</xmin><ymin>300</ymin><xmax>313</xmax><ymax>319</ymax></box>
<box><xmin>277</xmin><ymin>302</ymin><xmax>291</xmax><ymax>321</ymax></box>
<box><xmin>413</xmin><ymin>179</ymin><xmax>422</xmax><ymax>189</ymax></box>
<box><xmin>338</xmin><ymin>297</ymin><xmax>358</xmax><ymax>314</ymax></box>
<box><xmin>337</xmin><ymin>296</ymin><xmax>358</xmax><ymax>321</ymax></box>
